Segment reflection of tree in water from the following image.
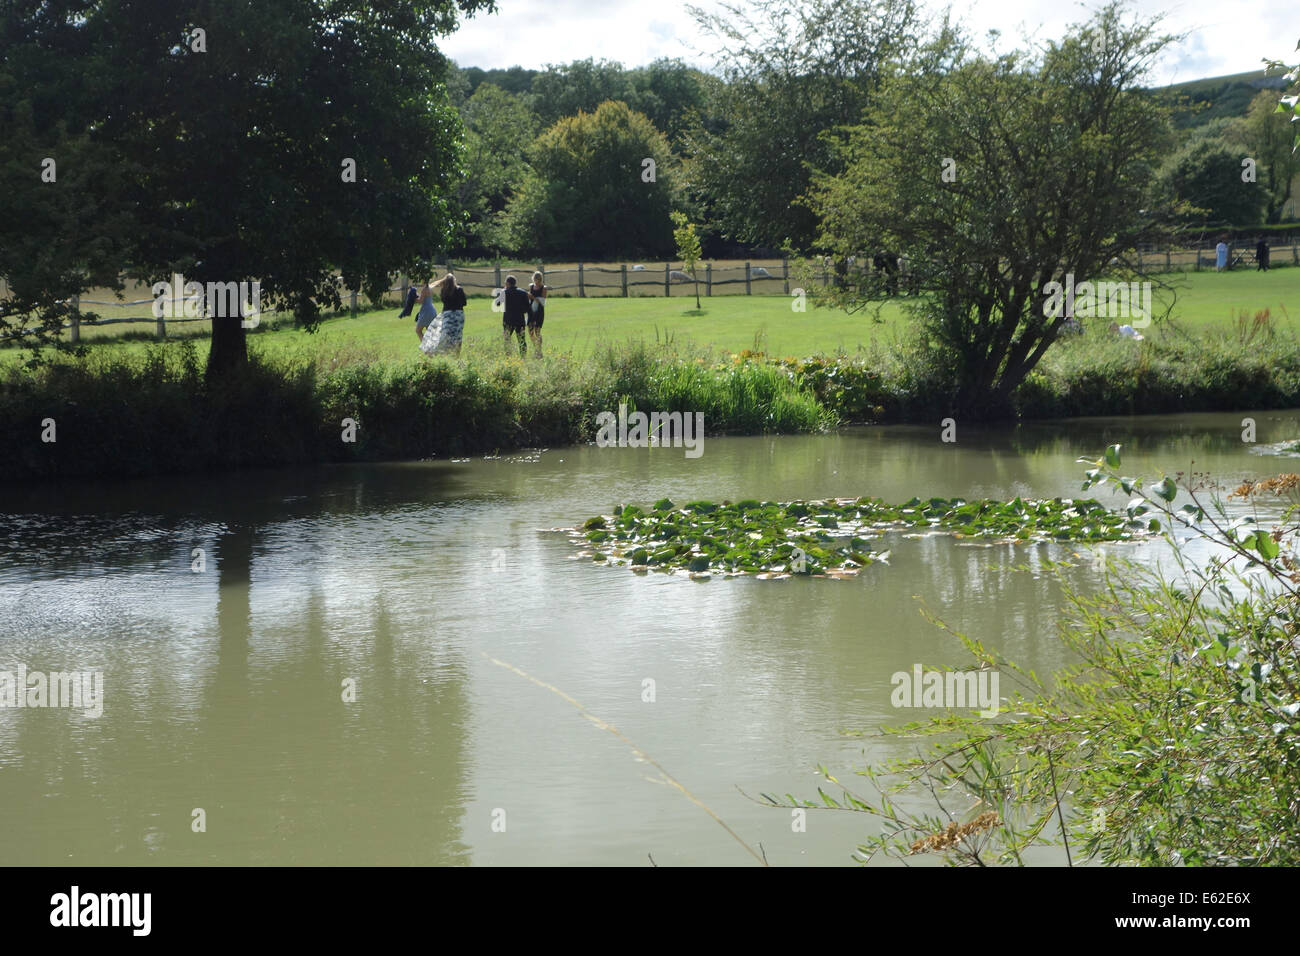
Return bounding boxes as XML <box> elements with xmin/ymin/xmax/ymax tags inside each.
<box><xmin>1</xmin><ymin>465</ymin><xmax>471</xmax><ymax>864</ymax></box>
<box><xmin>190</xmin><ymin>469</ymin><xmax>471</xmax><ymax>865</ymax></box>
<box><xmin>1006</xmin><ymin>414</ymin><xmax>1300</xmax><ymax>460</ymax></box>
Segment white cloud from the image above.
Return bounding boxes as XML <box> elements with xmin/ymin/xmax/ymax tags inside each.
<box><xmin>446</xmin><ymin>0</ymin><xmax>1295</xmax><ymax>85</ymax></box>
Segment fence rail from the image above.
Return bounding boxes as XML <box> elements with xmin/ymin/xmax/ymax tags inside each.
<box><xmin>5</xmin><ymin>244</ymin><xmax>1297</xmax><ymax>341</ymax></box>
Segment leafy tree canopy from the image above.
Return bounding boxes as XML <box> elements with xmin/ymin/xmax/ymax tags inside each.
<box><xmin>808</xmin><ymin>1</ymin><xmax>1177</xmax><ymax>419</ymax></box>
<box><xmin>504</xmin><ymin>100</ymin><xmax>677</xmax><ymax>260</ymax></box>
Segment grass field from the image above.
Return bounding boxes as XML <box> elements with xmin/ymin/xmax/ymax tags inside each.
<box><xmin>5</xmin><ymin>267</ymin><xmax>1298</xmax><ymax>364</ymax></box>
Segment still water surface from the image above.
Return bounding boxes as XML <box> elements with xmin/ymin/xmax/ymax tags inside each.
<box><xmin>1</xmin><ymin>411</ymin><xmax>1296</xmax><ymax>865</ymax></box>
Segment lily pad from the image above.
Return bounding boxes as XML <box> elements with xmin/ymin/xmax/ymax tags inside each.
<box><xmin>572</xmin><ymin>494</ymin><xmax>1148</xmax><ymax>578</ymax></box>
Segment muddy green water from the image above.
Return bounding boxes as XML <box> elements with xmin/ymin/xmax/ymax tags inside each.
<box><xmin>1</xmin><ymin>410</ymin><xmax>1295</xmax><ymax>865</ymax></box>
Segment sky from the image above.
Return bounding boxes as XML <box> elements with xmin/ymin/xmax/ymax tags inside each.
<box><xmin>442</xmin><ymin>0</ymin><xmax>1294</xmax><ymax>87</ymax></box>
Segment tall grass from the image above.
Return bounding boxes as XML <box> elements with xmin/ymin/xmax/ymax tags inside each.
<box><xmin>6</xmin><ymin>326</ymin><xmax>1300</xmax><ymax>481</ymax></box>
<box><xmin>0</xmin><ymin>339</ymin><xmax>829</xmax><ymax>480</ymax></box>
<box><xmin>779</xmin><ymin>326</ymin><xmax>1300</xmax><ymax>422</ymax></box>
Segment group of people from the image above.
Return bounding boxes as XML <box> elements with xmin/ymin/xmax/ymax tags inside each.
<box><xmin>1215</xmin><ymin>238</ymin><xmax>1271</xmax><ymax>271</ymax></box>
<box><xmin>399</xmin><ymin>270</ymin><xmax>548</xmax><ymax>357</ymax></box>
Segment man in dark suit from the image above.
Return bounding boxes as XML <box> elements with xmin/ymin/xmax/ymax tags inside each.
<box><xmin>501</xmin><ymin>275</ymin><xmax>531</xmax><ymax>356</ymax></box>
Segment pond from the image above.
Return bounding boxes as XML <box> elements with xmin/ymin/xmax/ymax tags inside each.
<box><xmin>1</xmin><ymin>410</ymin><xmax>1295</xmax><ymax>865</ymax></box>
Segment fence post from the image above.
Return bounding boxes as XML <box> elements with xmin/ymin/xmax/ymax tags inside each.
<box><xmin>745</xmin><ymin>262</ymin><xmax>751</xmax><ymax>296</ymax></box>
<box><xmin>156</xmin><ymin>293</ymin><xmax>167</xmax><ymax>339</ymax></box>
<box><xmin>350</xmin><ymin>289</ymin><xmax>358</xmax><ymax>315</ymax></box>
<box><xmin>782</xmin><ymin>257</ymin><xmax>789</xmax><ymax>294</ymax></box>
<box><xmin>664</xmin><ymin>262</ymin><xmax>670</xmax><ymax>297</ymax></box>
<box><xmin>621</xmin><ymin>263</ymin><xmax>628</xmax><ymax>297</ymax></box>
<box><xmin>705</xmin><ymin>262</ymin><xmax>712</xmax><ymax>297</ymax></box>
<box><xmin>494</xmin><ymin>263</ymin><xmax>501</xmax><ymax>289</ymax></box>
<box><xmin>1165</xmin><ymin>248</ymin><xmax>1171</xmax><ymax>273</ymax></box>
<box><xmin>70</xmin><ymin>294</ymin><xmax>80</xmax><ymax>343</ymax></box>
<box><xmin>1194</xmin><ymin>245</ymin><xmax>1201</xmax><ymax>272</ymax></box>
<box><xmin>578</xmin><ymin>262</ymin><xmax>585</xmax><ymax>298</ymax></box>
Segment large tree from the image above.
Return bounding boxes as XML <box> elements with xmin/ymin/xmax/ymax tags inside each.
<box><xmin>530</xmin><ymin>58</ymin><xmax>636</xmax><ymax>127</ymax></box>
<box><xmin>1159</xmin><ymin>118</ymin><xmax>1267</xmax><ymax>227</ymax></box>
<box><xmin>808</xmin><ymin>2</ymin><xmax>1176</xmax><ymax>418</ymax></box>
<box><xmin>447</xmin><ymin>82</ymin><xmax>533</xmax><ymax>257</ymax></box>
<box><xmin>1245</xmin><ymin>89</ymin><xmax>1300</xmax><ymax>223</ymax></box>
<box><xmin>624</xmin><ymin>59</ymin><xmax>707</xmax><ymax>147</ymax></box>
<box><xmin>503</xmin><ymin>101</ymin><xmax>677</xmax><ymax>259</ymax></box>
<box><xmin>682</xmin><ymin>0</ymin><xmax>921</xmax><ymax>250</ymax></box>
<box><xmin>0</xmin><ymin>1</ymin><xmax>137</xmax><ymax>344</ymax></box>
<box><xmin>0</xmin><ymin>0</ymin><xmax>491</xmax><ymax>377</ymax></box>
<box><xmin>1264</xmin><ymin>39</ymin><xmax>1300</xmax><ymax>151</ymax></box>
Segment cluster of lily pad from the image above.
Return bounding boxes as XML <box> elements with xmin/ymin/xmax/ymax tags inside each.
<box><xmin>572</xmin><ymin>495</ymin><xmax>1153</xmax><ymax>577</ymax></box>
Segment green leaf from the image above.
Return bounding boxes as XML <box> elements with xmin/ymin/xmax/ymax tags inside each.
<box><xmin>1257</xmin><ymin>532</ymin><xmax>1280</xmax><ymax>561</ymax></box>
<box><xmin>1151</xmin><ymin>477</ymin><xmax>1177</xmax><ymax>502</ymax></box>
<box><xmin>1104</xmin><ymin>444</ymin><xmax>1122</xmax><ymax>467</ymax></box>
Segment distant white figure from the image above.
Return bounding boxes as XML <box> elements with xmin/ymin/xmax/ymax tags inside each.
<box><xmin>631</xmin><ymin>264</ymin><xmax>646</xmax><ymax>271</ymax></box>
<box><xmin>749</xmin><ymin>266</ymin><xmax>771</xmax><ymax>278</ymax></box>
<box><xmin>1109</xmin><ymin>321</ymin><xmax>1144</xmax><ymax>341</ymax></box>
<box><xmin>669</xmin><ymin>270</ymin><xmax>692</xmax><ymax>282</ymax></box>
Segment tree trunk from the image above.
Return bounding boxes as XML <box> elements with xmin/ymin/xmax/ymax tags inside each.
<box><xmin>207</xmin><ymin>312</ymin><xmax>248</xmax><ymax>380</ymax></box>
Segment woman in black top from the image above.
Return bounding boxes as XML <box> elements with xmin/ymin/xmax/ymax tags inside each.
<box><xmin>527</xmin><ymin>270</ymin><xmax>546</xmax><ymax>359</ymax></box>
<box><xmin>436</xmin><ymin>273</ymin><xmax>467</xmax><ymax>356</ymax></box>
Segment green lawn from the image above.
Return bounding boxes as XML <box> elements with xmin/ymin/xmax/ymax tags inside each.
<box><xmin>6</xmin><ymin>266</ymin><xmax>1298</xmax><ymax>364</ymax></box>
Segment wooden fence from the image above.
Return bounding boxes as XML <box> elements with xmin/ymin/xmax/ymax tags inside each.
<box><xmin>5</xmin><ymin>244</ymin><xmax>1298</xmax><ymax>341</ymax></box>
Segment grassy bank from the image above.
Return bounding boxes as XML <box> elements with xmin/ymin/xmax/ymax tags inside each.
<box><xmin>6</xmin><ymin>297</ymin><xmax>1300</xmax><ymax>481</ymax></box>
<box><xmin>0</xmin><ymin>340</ymin><xmax>830</xmax><ymax>481</ymax></box>
<box><xmin>778</xmin><ymin>327</ymin><xmax>1300</xmax><ymax>422</ymax></box>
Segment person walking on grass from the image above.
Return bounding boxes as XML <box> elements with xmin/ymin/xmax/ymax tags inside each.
<box><xmin>1257</xmin><ymin>237</ymin><xmax>1270</xmax><ymax>272</ymax></box>
<box><xmin>414</xmin><ymin>278</ymin><xmax>439</xmax><ymax>343</ymax></box>
<box><xmin>501</xmin><ymin>275</ymin><xmax>530</xmax><ymax>357</ymax></box>
<box><xmin>527</xmin><ymin>270</ymin><xmax>547</xmax><ymax>358</ymax></box>
<box><xmin>1216</xmin><ymin>238</ymin><xmax>1229</xmax><ymax>272</ymax></box>
<box><xmin>437</xmin><ymin>273</ymin><xmax>467</xmax><ymax>356</ymax></box>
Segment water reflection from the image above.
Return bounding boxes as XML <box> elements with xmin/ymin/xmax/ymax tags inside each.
<box><xmin>1</xmin><ymin>409</ymin><xmax>1299</xmax><ymax>864</ymax></box>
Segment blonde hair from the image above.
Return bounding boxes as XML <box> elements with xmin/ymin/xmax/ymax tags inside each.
<box><xmin>532</xmin><ymin>271</ymin><xmax>543</xmax><ymax>285</ymax></box>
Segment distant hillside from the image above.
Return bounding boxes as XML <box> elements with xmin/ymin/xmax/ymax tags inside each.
<box><xmin>1163</xmin><ymin>69</ymin><xmax>1292</xmax><ymax>128</ymax></box>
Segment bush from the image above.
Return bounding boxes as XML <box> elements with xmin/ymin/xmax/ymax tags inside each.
<box><xmin>772</xmin><ymin>449</ymin><xmax>1300</xmax><ymax>865</ymax></box>
<box><xmin>0</xmin><ymin>340</ymin><xmax>829</xmax><ymax>481</ymax></box>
